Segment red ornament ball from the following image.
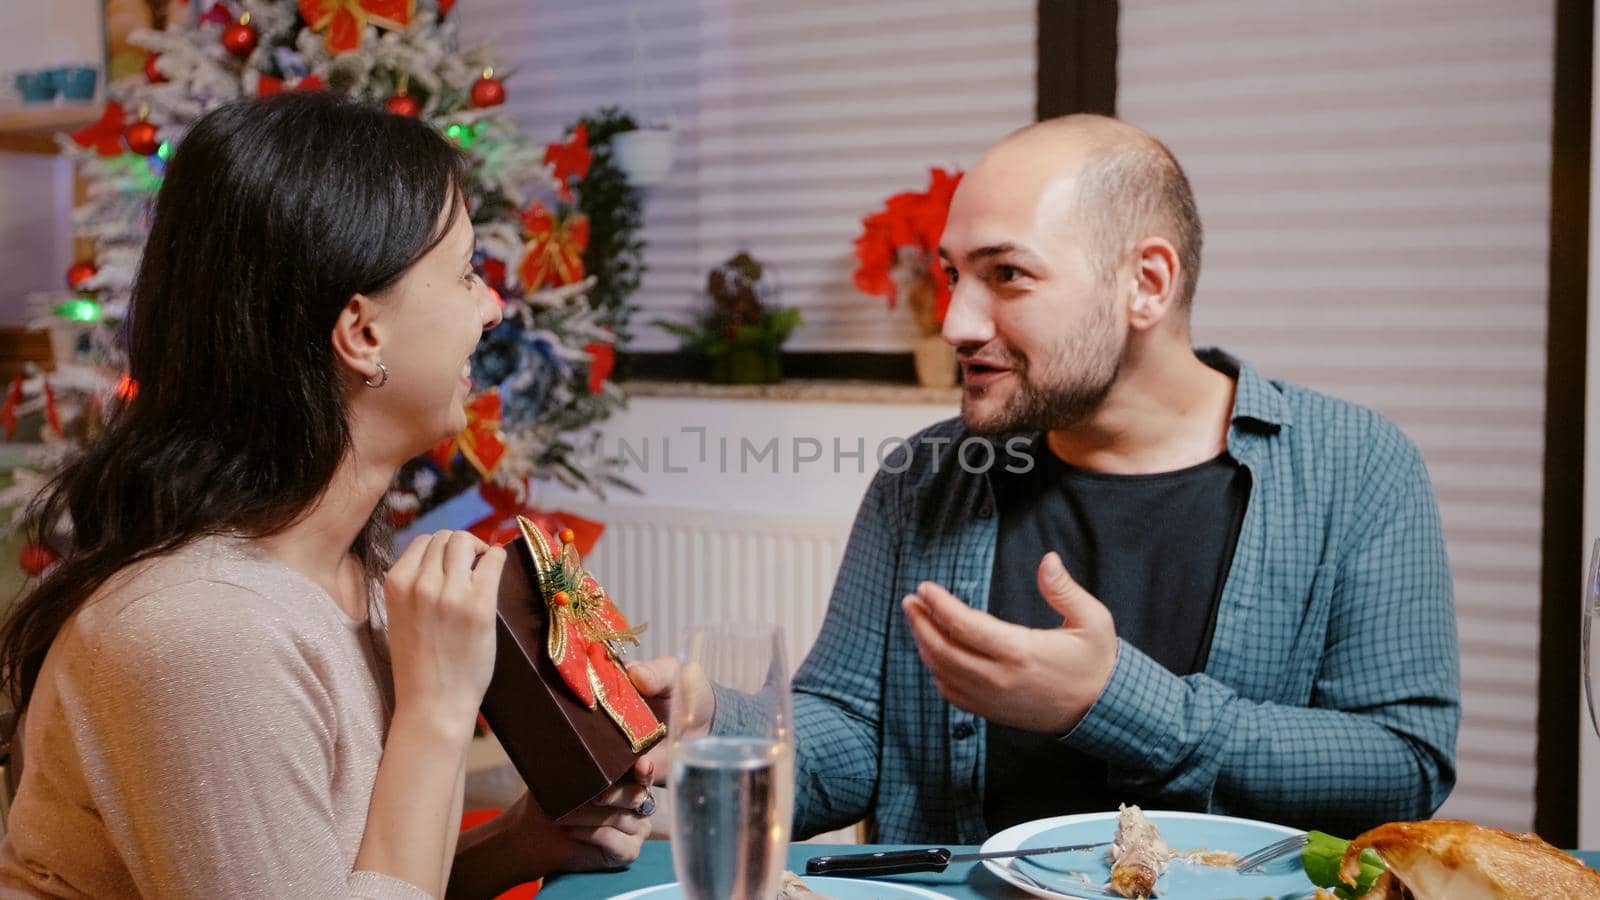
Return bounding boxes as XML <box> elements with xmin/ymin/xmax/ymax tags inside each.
<box><xmin>470</xmin><ymin>71</ymin><xmax>505</xmax><ymax>108</ymax></box>
<box><xmin>553</xmin><ymin>590</ymin><xmax>571</xmax><ymax>607</ymax></box>
<box><xmin>144</xmin><ymin>53</ymin><xmax>166</xmax><ymax>83</ymax></box>
<box><xmin>124</xmin><ymin>120</ymin><xmax>161</xmax><ymax>156</ymax></box>
<box><xmin>222</xmin><ymin>19</ymin><xmax>259</xmax><ymax>58</ymax></box>
<box><xmin>384</xmin><ymin>92</ymin><xmax>420</xmax><ymax>117</ymax></box>
<box><xmin>19</xmin><ymin>542</ymin><xmax>56</xmax><ymax>578</ymax></box>
<box><xmin>559</xmin><ymin>527</ymin><xmax>576</xmax><ymax>545</ymax></box>
<box><xmin>66</xmin><ymin>260</ymin><xmax>97</xmax><ymax>290</ymax></box>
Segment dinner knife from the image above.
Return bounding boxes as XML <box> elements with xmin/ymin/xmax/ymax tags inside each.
<box><xmin>806</xmin><ymin>842</ymin><xmax>1110</xmax><ymax>877</ymax></box>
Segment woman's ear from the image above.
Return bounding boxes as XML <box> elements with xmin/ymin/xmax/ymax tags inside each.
<box><xmin>331</xmin><ymin>293</ymin><xmax>385</xmax><ymax>385</ymax></box>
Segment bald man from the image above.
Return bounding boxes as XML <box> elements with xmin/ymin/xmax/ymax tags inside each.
<box><xmin>633</xmin><ymin>115</ymin><xmax>1459</xmax><ymax>844</ymax></box>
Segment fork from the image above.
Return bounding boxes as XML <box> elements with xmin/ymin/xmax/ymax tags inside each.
<box><xmin>1234</xmin><ymin>832</ymin><xmax>1310</xmax><ymax>872</ymax></box>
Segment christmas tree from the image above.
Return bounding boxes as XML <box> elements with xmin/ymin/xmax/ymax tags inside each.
<box><xmin>4</xmin><ymin>0</ymin><xmax>645</xmax><ymax>564</ymax></box>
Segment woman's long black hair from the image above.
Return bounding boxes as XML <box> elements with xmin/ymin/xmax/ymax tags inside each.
<box><xmin>0</xmin><ymin>91</ymin><xmax>466</xmax><ymax>715</ymax></box>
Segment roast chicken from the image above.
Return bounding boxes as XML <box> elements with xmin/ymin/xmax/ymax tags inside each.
<box><xmin>1334</xmin><ymin>819</ymin><xmax>1600</xmax><ymax>899</ymax></box>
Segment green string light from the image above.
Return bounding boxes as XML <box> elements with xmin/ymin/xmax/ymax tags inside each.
<box><xmin>55</xmin><ymin>298</ymin><xmax>102</xmax><ymax>323</ymax></box>
<box><xmin>446</xmin><ymin>122</ymin><xmax>480</xmax><ymax>150</ymax></box>
<box><xmin>156</xmin><ymin>141</ymin><xmax>173</xmax><ymax>160</ymax></box>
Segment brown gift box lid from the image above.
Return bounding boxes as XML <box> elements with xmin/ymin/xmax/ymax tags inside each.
<box><xmin>478</xmin><ymin>517</ymin><xmax>667</xmax><ymax>820</ymax></box>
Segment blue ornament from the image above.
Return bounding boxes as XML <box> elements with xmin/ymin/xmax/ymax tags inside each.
<box><xmin>273</xmin><ymin>48</ymin><xmax>310</xmax><ymax>79</ymax></box>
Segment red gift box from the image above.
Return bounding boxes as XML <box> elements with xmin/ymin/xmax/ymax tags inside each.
<box><xmin>479</xmin><ymin>516</ymin><xmax>666</xmax><ymax>819</ymax></box>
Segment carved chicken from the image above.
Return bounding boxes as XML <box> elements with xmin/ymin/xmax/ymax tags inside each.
<box><xmin>1336</xmin><ymin>819</ymin><xmax>1600</xmax><ymax>899</ymax></box>
<box><xmin>1109</xmin><ymin>804</ymin><xmax>1170</xmax><ymax>897</ymax></box>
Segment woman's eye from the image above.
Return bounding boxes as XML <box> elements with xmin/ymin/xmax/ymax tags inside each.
<box><xmin>993</xmin><ymin>265</ymin><xmax>1020</xmax><ymax>283</ymax></box>
<box><xmin>943</xmin><ymin>266</ymin><xmax>959</xmax><ymax>285</ymax></box>
<box><xmin>464</xmin><ymin>271</ymin><xmax>480</xmax><ymax>285</ymax></box>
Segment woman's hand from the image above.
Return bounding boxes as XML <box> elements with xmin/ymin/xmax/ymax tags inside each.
<box><xmin>383</xmin><ymin>530</ymin><xmax>506</xmax><ymax>741</ymax></box>
<box><xmin>516</xmin><ymin>757</ymin><xmax>657</xmax><ymax>872</ymax></box>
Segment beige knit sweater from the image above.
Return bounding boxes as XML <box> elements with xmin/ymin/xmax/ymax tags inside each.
<box><xmin>0</xmin><ymin>535</ymin><xmax>432</xmax><ymax>899</ymax></box>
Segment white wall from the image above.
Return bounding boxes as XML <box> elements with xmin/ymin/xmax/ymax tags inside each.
<box><xmin>0</xmin><ymin>0</ymin><xmax>102</xmax><ymax>85</ymax></box>
<box><xmin>1579</xmin><ymin>1</ymin><xmax>1600</xmax><ymax>848</ymax></box>
<box><xmin>0</xmin><ymin>0</ymin><xmax>99</xmax><ymax>324</ymax></box>
<box><xmin>0</xmin><ymin>154</ymin><xmax>73</xmax><ymax>324</ymax></box>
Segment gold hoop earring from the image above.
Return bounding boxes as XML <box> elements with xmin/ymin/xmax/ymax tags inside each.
<box><xmin>364</xmin><ymin>362</ymin><xmax>389</xmax><ymax>389</ymax></box>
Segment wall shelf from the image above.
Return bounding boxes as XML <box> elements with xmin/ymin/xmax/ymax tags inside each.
<box><xmin>0</xmin><ymin>104</ymin><xmax>101</xmax><ymax>155</ymax></box>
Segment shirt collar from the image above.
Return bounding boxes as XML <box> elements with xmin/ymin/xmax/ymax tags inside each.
<box><xmin>1197</xmin><ymin>347</ymin><xmax>1293</xmax><ymax>432</ymax></box>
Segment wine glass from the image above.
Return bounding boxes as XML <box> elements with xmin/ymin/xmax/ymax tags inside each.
<box><xmin>1584</xmin><ymin>538</ymin><xmax>1600</xmax><ymax>738</ymax></box>
<box><xmin>668</xmin><ymin>623</ymin><xmax>795</xmax><ymax>900</ymax></box>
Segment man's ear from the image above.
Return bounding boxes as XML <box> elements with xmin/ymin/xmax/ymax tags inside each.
<box><xmin>1127</xmin><ymin>237</ymin><xmax>1182</xmax><ymax>332</ymax></box>
<box><xmin>331</xmin><ymin>293</ymin><xmax>385</xmax><ymax>385</ymax></box>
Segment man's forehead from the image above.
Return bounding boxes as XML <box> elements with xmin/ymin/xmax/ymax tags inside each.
<box><xmin>944</xmin><ymin>167</ymin><xmax>1083</xmax><ymax>253</ymax></box>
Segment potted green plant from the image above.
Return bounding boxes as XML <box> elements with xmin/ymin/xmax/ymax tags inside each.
<box><xmin>657</xmin><ymin>252</ymin><xmax>801</xmax><ymax>385</ymax></box>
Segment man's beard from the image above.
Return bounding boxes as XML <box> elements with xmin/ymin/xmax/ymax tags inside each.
<box><xmin>961</xmin><ymin>300</ymin><xmax>1123</xmax><ymax>435</ymax></box>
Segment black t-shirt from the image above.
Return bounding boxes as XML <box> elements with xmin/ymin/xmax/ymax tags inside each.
<box><xmin>981</xmin><ymin>439</ymin><xmax>1251</xmax><ymax>834</ymax></box>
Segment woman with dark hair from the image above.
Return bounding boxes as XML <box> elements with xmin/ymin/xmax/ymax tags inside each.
<box><xmin>0</xmin><ymin>92</ymin><xmax>650</xmax><ymax>898</ymax></box>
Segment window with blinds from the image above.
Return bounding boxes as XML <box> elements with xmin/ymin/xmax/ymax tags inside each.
<box><xmin>457</xmin><ymin>0</ymin><xmax>1036</xmax><ymax>352</ymax></box>
<box><xmin>1120</xmin><ymin>0</ymin><xmax>1554</xmax><ymax>831</ymax></box>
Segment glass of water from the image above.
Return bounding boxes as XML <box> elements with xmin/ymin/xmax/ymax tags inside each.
<box><xmin>669</xmin><ymin>623</ymin><xmax>795</xmax><ymax>900</ymax></box>
<box><xmin>1585</xmin><ymin>538</ymin><xmax>1600</xmax><ymax>738</ymax></box>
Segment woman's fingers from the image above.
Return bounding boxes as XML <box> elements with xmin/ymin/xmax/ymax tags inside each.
<box><xmin>440</xmin><ymin>530</ymin><xmax>481</xmax><ymax>605</ymax></box>
<box><xmin>590</xmin><ymin>782</ymin><xmax>651</xmax><ymax>811</ymax></box>
<box><xmin>386</xmin><ymin>532</ymin><xmax>431</xmax><ymax>589</ymax></box>
<box><xmin>469</xmin><ymin>543</ymin><xmax>507</xmax><ymax>594</ymax></box>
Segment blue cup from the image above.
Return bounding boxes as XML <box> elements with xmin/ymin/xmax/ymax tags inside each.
<box><xmin>55</xmin><ymin>66</ymin><xmax>97</xmax><ymax>101</ymax></box>
<box><xmin>14</xmin><ymin>71</ymin><xmax>55</xmax><ymax>103</ymax></box>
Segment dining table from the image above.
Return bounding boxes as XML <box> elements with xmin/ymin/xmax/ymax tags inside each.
<box><xmin>533</xmin><ymin>842</ymin><xmax>1600</xmax><ymax>899</ymax></box>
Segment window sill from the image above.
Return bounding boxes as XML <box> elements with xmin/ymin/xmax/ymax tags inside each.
<box><xmin>618</xmin><ymin>379</ymin><xmax>961</xmax><ymax>406</ymax></box>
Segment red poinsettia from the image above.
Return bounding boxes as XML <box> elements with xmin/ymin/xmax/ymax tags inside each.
<box><xmin>852</xmin><ymin>167</ymin><xmax>963</xmax><ymax>326</ymax></box>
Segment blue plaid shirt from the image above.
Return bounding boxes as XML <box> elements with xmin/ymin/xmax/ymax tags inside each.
<box><xmin>720</xmin><ymin>350</ymin><xmax>1459</xmax><ymax>844</ymax></box>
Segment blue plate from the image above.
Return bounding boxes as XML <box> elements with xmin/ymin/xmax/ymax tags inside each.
<box><xmin>982</xmin><ymin>811</ymin><xmax>1318</xmax><ymax>899</ymax></box>
<box><xmin>607</xmin><ymin>875</ymin><xmax>956</xmax><ymax>899</ymax></box>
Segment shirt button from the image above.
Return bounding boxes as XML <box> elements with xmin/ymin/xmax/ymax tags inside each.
<box><xmin>952</xmin><ymin>722</ymin><xmax>975</xmax><ymax>740</ymax></box>
<box><xmin>977</xmin><ymin>500</ymin><xmax>994</xmax><ymax>518</ymax></box>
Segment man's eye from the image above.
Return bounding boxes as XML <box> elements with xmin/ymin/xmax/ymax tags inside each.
<box><xmin>943</xmin><ymin>266</ymin><xmax>959</xmax><ymax>285</ymax></box>
<box><xmin>993</xmin><ymin>265</ymin><xmax>1020</xmax><ymax>283</ymax></box>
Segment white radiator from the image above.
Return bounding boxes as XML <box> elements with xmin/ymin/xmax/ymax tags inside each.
<box><xmin>563</xmin><ymin>502</ymin><xmax>852</xmax><ymax>674</ymax></box>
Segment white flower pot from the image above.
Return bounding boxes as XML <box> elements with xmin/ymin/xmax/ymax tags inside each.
<box><xmin>611</xmin><ymin>127</ymin><xmax>675</xmax><ymax>186</ymax></box>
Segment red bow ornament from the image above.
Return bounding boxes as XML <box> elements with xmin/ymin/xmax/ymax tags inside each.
<box><xmin>544</xmin><ymin>124</ymin><xmax>591</xmax><ymax>203</ymax></box>
<box><xmin>298</xmin><ymin>0</ymin><xmax>414</xmax><ymax>53</ymax></box>
<box><xmin>71</xmin><ymin>103</ymin><xmax>128</xmax><ymax>157</ymax></box>
<box><xmin>517</xmin><ymin>202</ymin><xmax>589</xmax><ymax>291</ymax></box>
<box><xmin>469</xmin><ymin>480</ymin><xmax>605</xmax><ymax>556</ymax></box>
<box><xmin>516</xmin><ymin>516</ymin><xmax>663</xmax><ymax>752</ymax></box>
<box><xmin>427</xmin><ymin>389</ymin><xmax>508</xmax><ymax>478</ymax></box>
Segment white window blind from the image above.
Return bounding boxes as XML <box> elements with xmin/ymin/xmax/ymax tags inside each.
<box><xmin>458</xmin><ymin>0</ymin><xmax>1036</xmax><ymax>351</ymax></box>
<box><xmin>1120</xmin><ymin>0</ymin><xmax>1554</xmax><ymax>830</ymax></box>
